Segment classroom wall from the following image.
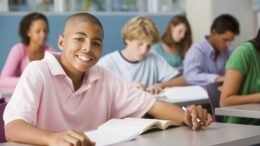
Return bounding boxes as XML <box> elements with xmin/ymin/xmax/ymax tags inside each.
<box><xmin>0</xmin><ymin>13</ymin><xmax>173</xmax><ymax>70</ymax></box>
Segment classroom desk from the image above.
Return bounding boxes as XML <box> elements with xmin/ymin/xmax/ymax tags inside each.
<box><xmin>215</xmin><ymin>104</ymin><xmax>260</xmax><ymax>119</ymax></box>
<box><xmin>158</xmin><ymin>96</ymin><xmax>209</xmax><ymax>106</ymax></box>
<box><xmin>2</xmin><ymin>123</ymin><xmax>260</xmax><ymax>146</ymax></box>
<box><xmin>111</xmin><ymin>122</ymin><xmax>260</xmax><ymax>146</ymax></box>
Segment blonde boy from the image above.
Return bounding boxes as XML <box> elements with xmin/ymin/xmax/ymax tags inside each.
<box><xmin>98</xmin><ymin>16</ymin><xmax>187</xmax><ymax>94</ymax></box>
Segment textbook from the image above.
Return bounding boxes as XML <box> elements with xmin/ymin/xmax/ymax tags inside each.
<box><xmin>155</xmin><ymin>86</ymin><xmax>208</xmax><ymax>102</ymax></box>
<box><xmin>85</xmin><ymin>118</ymin><xmax>182</xmax><ymax>146</ymax></box>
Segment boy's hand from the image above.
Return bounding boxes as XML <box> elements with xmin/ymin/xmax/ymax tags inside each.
<box><xmin>183</xmin><ymin>105</ymin><xmax>213</xmax><ymax>130</ymax></box>
<box><xmin>131</xmin><ymin>81</ymin><xmax>147</xmax><ymax>91</ymax></box>
<box><xmin>48</xmin><ymin>129</ymin><xmax>95</xmax><ymax>146</ymax></box>
<box><xmin>147</xmin><ymin>84</ymin><xmax>163</xmax><ymax>95</ymax></box>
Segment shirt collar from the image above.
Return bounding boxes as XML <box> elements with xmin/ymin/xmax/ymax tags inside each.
<box><xmin>44</xmin><ymin>52</ymin><xmax>67</xmax><ymax>76</ymax></box>
<box><xmin>44</xmin><ymin>51</ymin><xmax>100</xmax><ymax>84</ymax></box>
<box><xmin>203</xmin><ymin>36</ymin><xmax>217</xmax><ymax>59</ymax></box>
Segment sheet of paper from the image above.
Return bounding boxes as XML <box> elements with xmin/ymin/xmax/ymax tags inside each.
<box><xmin>156</xmin><ymin>86</ymin><xmax>208</xmax><ymax>102</ymax></box>
<box><xmin>85</xmin><ymin>130</ymin><xmax>138</xmax><ymax>146</ymax></box>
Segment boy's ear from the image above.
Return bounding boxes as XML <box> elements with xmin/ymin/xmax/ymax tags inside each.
<box><xmin>58</xmin><ymin>34</ymin><xmax>64</xmax><ymax>51</ymax></box>
<box><xmin>211</xmin><ymin>29</ymin><xmax>218</xmax><ymax>36</ymax></box>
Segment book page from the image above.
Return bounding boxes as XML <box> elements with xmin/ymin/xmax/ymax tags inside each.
<box><xmin>98</xmin><ymin>118</ymin><xmax>159</xmax><ymax>134</ymax></box>
<box><xmin>85</xmin><ymin>129</ymin><xmax>138</xmax><ymax>146</ymax></box>
<box><xmin>123</xmin><ymin>118</ymin><xmax>181</xmax><ymax>132</ymax></box>
<box><xmin>154</xmin><ymin>119</ymin><xmax>182</xmax><ymax>129</ymax></box>
<box><xmin>157</xmin><ymin>86</ymin><xmax>208</xmax><ymax>101</ymax></box>
<box><xmin>85</xmin><ymin>118</ymin><xmax>181</xmax><ymax>146</ymax></box>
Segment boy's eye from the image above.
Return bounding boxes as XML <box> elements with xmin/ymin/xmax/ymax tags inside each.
<box><xmin>93</xmin><ymin>42</ymin><xmax>102</xmax><ymax>47</ymax></box>
<box><xmin>74</xmin><ymin>37</ymin><xmax>84</xmax><ymax>41</ymax></box>
<box><xmin>137</xmin><ymin>43</ymin><xmax>143</xmax><ymax>46</ymax></box>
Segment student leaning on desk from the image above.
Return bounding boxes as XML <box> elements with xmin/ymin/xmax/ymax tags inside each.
<box><xmin>3</xmin><ymin>12</ymin><xmax>212</xmax><ymax>146</ymax></box>
<box><xmin>220</xmin><ymin>27</ymin><xmax>260</xmax><ymax>125</ymax></box>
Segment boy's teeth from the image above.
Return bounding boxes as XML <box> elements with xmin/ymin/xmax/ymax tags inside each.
<box><xmin>78</xmin><ymin>56</ymin><xmax>90</xmax><ymax>61</ymax></box>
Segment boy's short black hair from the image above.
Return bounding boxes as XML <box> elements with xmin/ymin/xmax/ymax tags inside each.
<box><xmin>211</xmin><ymin>14</ymin><xmax>240</xmax><ymax>35</ymax></box>
<box><xmin>64</xmin><ymin>12</ymin><xmax>104</xmax><ymax>38</ymax></box>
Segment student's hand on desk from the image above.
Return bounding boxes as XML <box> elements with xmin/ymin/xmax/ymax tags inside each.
<box><xmin>183</xmin><ymin>105</ymin><xmax>213</xmax><ymax>130</ymax></box>
<box><xmin>131</xmin><ymin>81</ymin><xmax>147</xmax><ymax>91</ymax></box>
<box><xmin>48</xmin><ymin>129</ymin><xmax>96</xmax><ymax>146</ymax></box>
<box><xmin>147</xmin><ymin>84</ymin><xmax>163</xmax><ymax>95</ymax></box>
<box><xmin>215</xmin><ymin>76</ymin><xmax>225</xmax><ymax>83</ymax></box>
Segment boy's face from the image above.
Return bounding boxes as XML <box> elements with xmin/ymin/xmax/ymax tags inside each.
<box><xmin>125</xmin><ymin>39</ymin><xmax>152</xmax><ymax>61</ymax></box>
<box><xmin>211</xmin><ymin>30</ymin><xmax>235</xmax><ymax>52</ymax></box>
<box><xmin>58</xmin><ymin>21</ymin><xmax>103</xmax><ymax>73</ymax></box>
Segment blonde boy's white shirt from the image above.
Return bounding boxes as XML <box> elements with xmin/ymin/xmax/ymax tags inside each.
<box><xmin>98</xmin><ymin>51</ymin><xmax>179</xmax><ymax>87</ymax></box>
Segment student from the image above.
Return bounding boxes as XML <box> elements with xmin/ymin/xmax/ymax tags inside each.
<box><xmin>183</xmin><ymin>14</ymin><xmax>240</xmax><ymax>85</ymax></box>
<box><xmin>151</xmin><ymin>15</ymin><xmax>192</xmax><ymax>70</ymax></box>
<box><xmin>0</xmin><ymin>12</ymin><xmax>54</xmax><ymax>86</ymax></box>
<box><xmin>98</xmin><ymin>16</ymin><xmax>187</xmax><ymax>94</ymax></box>
<box><xmin>220</xmin><ymin>28</ymin><xmax>260</xmax><ymax>125</ymax></box>
<box><xmin>4</xmin><ymin>13</ymin><xmax>212</xmax><ymax>146</ymax></box>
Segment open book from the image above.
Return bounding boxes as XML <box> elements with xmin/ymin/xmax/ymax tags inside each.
<box><xmin>155</xmin><ymin>86</ymin><xmax>208</xmax><ymax>103</ymax></box>
<box><xmin>85</xmin><ymin>118</ymin><xmax>182</xmax><ymax>146</ymax></box>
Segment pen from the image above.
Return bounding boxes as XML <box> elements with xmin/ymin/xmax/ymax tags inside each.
<box><xmin>182</xmin><ymin>106</ymin><xmax>205</xmax><ymax>127</ymax></box>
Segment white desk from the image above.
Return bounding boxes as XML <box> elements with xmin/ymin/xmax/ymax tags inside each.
<box><xmin>2</xmin><ymin>123</ymin><xmax>260</xmax><ymax>146</ymax></box>
<box><xmin>158</xmin><ymin>96</ymin><xmax>209</xmax><ymax>106</ymax></box>
<box><xmin>215</xmin><ymin>104</ymin><xmax>260</xmax><ymax>119</ymax></box>
<box><xmin>111</xmin><ymin>122</ymin><xmax>260</xmax><ymax>146</ymax></box>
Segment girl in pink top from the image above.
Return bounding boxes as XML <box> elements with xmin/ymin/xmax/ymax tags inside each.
<box><xmin>0</xmin><ymin>12</ymin><xmax>54</xmax><ymax>87</ymax></box>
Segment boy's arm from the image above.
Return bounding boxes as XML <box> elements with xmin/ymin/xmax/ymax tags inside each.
<box><xmin>147</xmin><ymin>100</ymin><xmax>213</xmax><ymax>130</ymax></box>
<box><xmin>5</xmin><ymin>120</ymin><xmax>95</xmax><ymax>146</ymax></box>
<box><xmin>147</xmin><ymin>76</ymin><xmax>187</xmax><ymax>95</ymax></box>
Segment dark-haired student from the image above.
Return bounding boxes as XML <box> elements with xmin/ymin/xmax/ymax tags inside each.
<box><xmin>220</xmin><ymin>28</ymin><xmax>260</xmax><ymax>125</ymax></box>
<box><xmin>0</xmin><ymin>12</ymin><xmax>54</xmax><ymax>86</ymax></box>
<box><xmin>183</xmin><ymin>14</ymin><xmax>240</xmax><ymax>85</ymax></box>
<box><xmin>4</xmin><ymin>12</ymin><xmax>212</xmax><ymax>146</ymax></box>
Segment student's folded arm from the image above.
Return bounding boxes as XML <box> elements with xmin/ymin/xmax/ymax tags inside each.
<box><xmin>220</xmin><ymin>69</ymin><xmax>260</xmax><ymax>107</ymax></box>
<box><xmin>5</xmin><ymin>120</ymin><xmax>94</xmax><ymax>146</ymax></box>
<box><xmin>157</xmin><ymin>76</ymin><xmax>188</xmax><ymax>88</ymax></box>
<box><xmin>5</xmin><ymin>119</ymin><xmax>53</xmax><ymax>145</ymax></box>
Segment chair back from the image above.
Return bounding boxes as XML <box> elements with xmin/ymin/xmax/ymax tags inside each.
<box><xmin>0</xmin><ymin>102</ymin><xmax>7</xmax><ymax>142</ymax></box>
<box><xmin>206</xmin><ymin>82</ymin><xmax>222</xmax><ymax>122</ymax></box>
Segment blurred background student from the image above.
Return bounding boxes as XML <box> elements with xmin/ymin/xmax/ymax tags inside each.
<box><xmin>151</xmin><ymin>15</ymin><xmax>192</xmax><ymax>71</ymax></box>
<box><xmin>0</xmin><ymin>12</ymin><xmax>54</xmax><ymax>87</ymax></box>
<box><xmin>220</xmin><ymin>27</ymin><xmax>260</xmax><ymax>125</ymax></box>
<box><xmin>183</xmin><ymin>14</ymin><xmax>240</xmax><ymax>86</ymax></box>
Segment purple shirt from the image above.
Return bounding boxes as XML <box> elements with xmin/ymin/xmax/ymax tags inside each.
<box><xmin>0</xmin><ymin>43</ymin><xmax>54</xmax><ymax>87</ymax></box>
<box><xmin>183</xmin><ymin>37</ymin><xmax>233</xmax><ymax>85</ymax></box>
<box><xmin>4</xmin><ymin>52</ymin><xmax>155</xmax><ymax>131</ymax></box>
